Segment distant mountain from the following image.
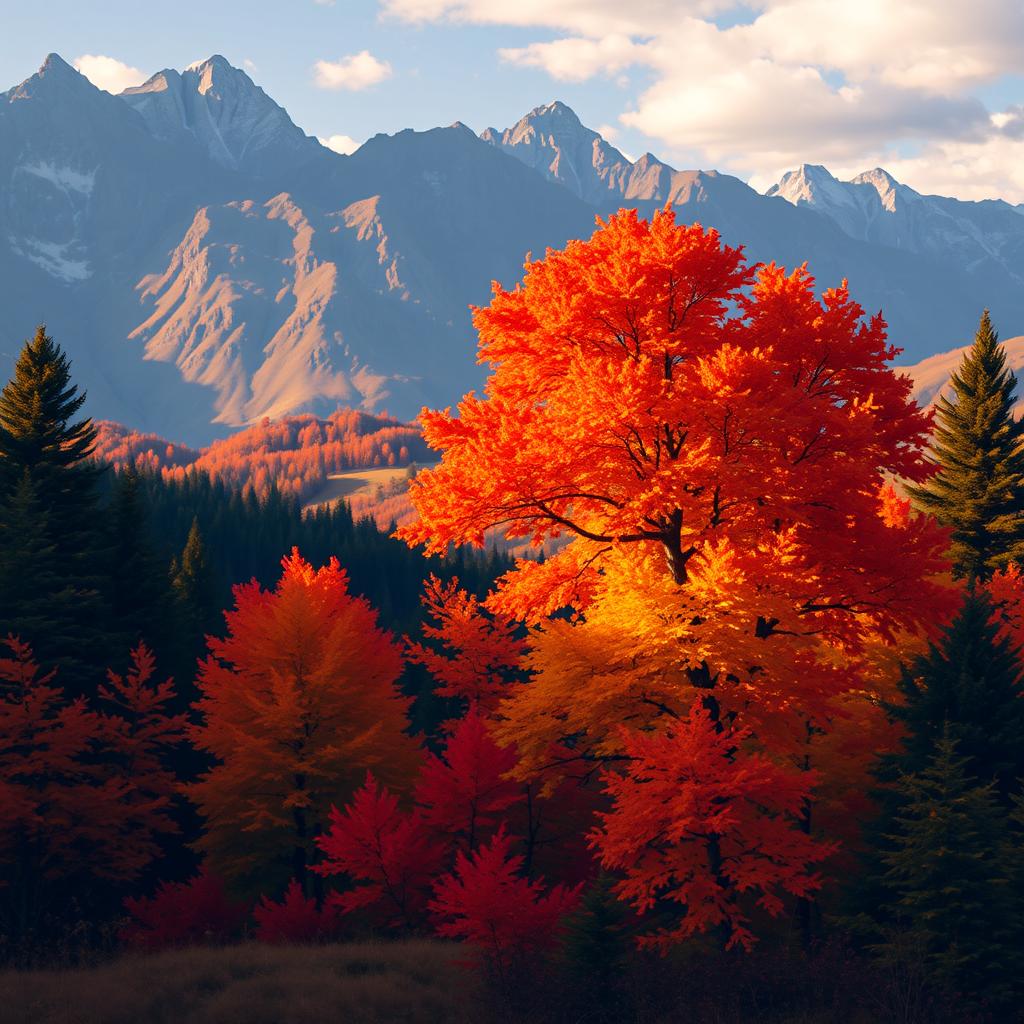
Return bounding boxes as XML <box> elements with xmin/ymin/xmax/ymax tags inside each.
<box><xmin>768</xmin><ymin>163</ymin><xmax>1024</xmax><ymax>295</ymax></box>
<box><xmin>2</xmin><ymin>54</ymin><xmax>1024</xmax><ymax>444</ymax></box>
<box><xmin>121</xmin><ymin>55</ymin><xmax>322</xmax><ymax>176</ymax></box>
<box><xmin>0</xmin><ymin>55</ymin><xmax>592</xmax><ymax>443</ymax></box>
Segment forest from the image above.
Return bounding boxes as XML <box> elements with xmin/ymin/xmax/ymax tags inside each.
<box><xmin>3</xmin><ymin>207</ymin><xmax>1024</xmax><ymax>1024</ymax></box>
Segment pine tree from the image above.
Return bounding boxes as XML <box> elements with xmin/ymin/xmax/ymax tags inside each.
<box><xmin>874</xmin><ymin>729</ymin><xmax>1022</xmax><ymax>1006</ymax></box>
<box><xmin>908</xmin><ymin>310</ymin><xmax>1024</xmax><ymax>581</ymax></box>
<box><xmin>171</xmin><ymin>516</ymin><xmax>219</xmax><ymax>641</ymax></box>
<box><xmin>107</xmin><ymin>469</ymin><xmax>175</xmax><ymax>660</ymax></box>
<box><xmin>0</xmin><ymin>326</ymin><xmax>109</xmax><ymax>688</ymax></box>
<box><xmin>883</xmin><ymin>591</ymin><xmax>1024</xmax><ymax>809</ymax></box>
<box><xmin>0</xmin><ymin>326</ymin><xmax>99</xmax><ymax>495</ymax></box>
<box><xmin>0</xmin><ymin>472</ymin><xmax>66</xmax><ymax>647</ymax></box>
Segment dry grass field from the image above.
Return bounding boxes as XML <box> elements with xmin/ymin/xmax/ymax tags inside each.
<box><xmin>0</xmin><ymin>940</ymin><xmax>483</xmax><ymax>1024</ymax></box>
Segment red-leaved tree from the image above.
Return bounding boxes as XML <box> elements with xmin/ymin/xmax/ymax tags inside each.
<box><xmin>430</xmin><ymin>826</ymin><xmax>581</xmax><ymax>974</ymax></box>
<box><xmin>591</xmin><ymin>705</ymin><xmax>834</xmax><ymax>952</ymax></box>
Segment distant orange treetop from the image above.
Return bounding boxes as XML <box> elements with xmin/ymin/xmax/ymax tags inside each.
<box><xmin>94</xmin><ymin>408</ymin><xmax>432</xmax><ymax>502</ymax></box>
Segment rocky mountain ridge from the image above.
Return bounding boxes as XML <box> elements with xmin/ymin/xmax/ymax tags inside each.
<box><xmin>2</xmin><ymin>53</ymin><xmax>1022</xmax><ymax>444</ymax></box>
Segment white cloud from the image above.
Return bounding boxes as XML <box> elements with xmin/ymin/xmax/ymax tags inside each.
<box><xmin>500</xmin><ymin>34</ymin><xmax>641</xmax><ymax>82</ymax></box>
<box><xmin>380</xmin><ymin>0</ymin><xmax>1024</xmax><ymax>201</ymax></box>
<box><xmin>318</xmin><ymin>133</ymin><xmax>362</xmax><ymax>155</ymax></box>
<box><xmin>314</xmin><ymin>51</ymin><xmax>393</xmax><ymax>90</ymax></box>
<box><xmin>73</xmin><ymin>54</ymin><xmax>147</xmax><ymax>94</ymax></box>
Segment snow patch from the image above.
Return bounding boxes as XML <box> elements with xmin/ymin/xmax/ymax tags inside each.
<box><xmin>13</xmin><ymin>237</ymin><xmax>91</xmax><ymax>282</ymax></box>
<box><xmin>19</xmin><ymin>160</ymin><xmax>96</xmax><ymax>195</ymax></box>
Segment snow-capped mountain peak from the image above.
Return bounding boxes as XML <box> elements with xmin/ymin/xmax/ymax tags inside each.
<box><xmin>121</xmin><ymin>55</ymin><xmax>320</xmax><ymax>175</ymax></box>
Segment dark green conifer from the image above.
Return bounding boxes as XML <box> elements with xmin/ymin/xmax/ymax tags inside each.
<box><xmin>874</xmin><ymin>729</ymin><xmax>1021</xmax><ymax>1006</ymax></box>
<box><xmin>107</xmin><ymin>468</ymin><xmax>175</xmax><ymax>657</ymax></box>
<box><xmin>883</xmin><ymin>591</ymin><xmax>1024</xmax><ymax>808</ymax></box>
<box><xmin>908</xmin><ymin>311</ymin><xmax>1024</xmax><ymax>581</ymax></box>
<box><xmin>171</xmin><ymin>516</ymin><xmax>220</xmax><ymax>640</ymax></box>
<box><xmin>0</xmin><ymin>326</ymin><xmax>109</xmax><ymax>686</ymax></box>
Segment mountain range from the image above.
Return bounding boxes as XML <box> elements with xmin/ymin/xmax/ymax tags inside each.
<box><xmin>3</xmin><ymin>53</ymin><xmax>1023</xmax><ymax>444</ymax></box>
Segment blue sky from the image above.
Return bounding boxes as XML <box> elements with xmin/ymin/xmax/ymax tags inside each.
<box><xmin>4</xmin><ymin>0</ymin><xmax>1024</xmax><ymax>201</ymax></box>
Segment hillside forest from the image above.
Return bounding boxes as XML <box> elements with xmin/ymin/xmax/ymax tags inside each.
<box><xmin>4</xmin><ymin>207</ymin><xmax>1024</xmax><ymax>1022</ymax></box>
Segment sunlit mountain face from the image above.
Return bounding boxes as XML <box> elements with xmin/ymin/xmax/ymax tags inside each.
<box><xmin>2</xmin><ymin>54</ymin><xmax>1021</xmax><ymax>444</ymax></box>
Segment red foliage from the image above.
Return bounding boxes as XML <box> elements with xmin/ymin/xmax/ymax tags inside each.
<box><xmin>984</xmin><ymin>562</ymin><xmax>1024</xmax><ymax>652</ymax></box>
<box><xmin>97</xmin><ymin>644</ymin><xmax>187</xmax><ymax>875</ymax></box>
<box><xmin>591</xmin><ymin>705</ymin><xmax>834</xmax><ymax>953</ymax></box>
<box><xmin>94</xmin><ymin>408</ymin><xmax>431</xmax><ymax>503</ymax></box>
<box><xmin>406</xmin><ymin>576</ymin><xmax>526</xmax><ymax>717</ymax></box>
<box><xmin>316</xmin><ymin>773</ymin><xmax>443</xmax><ymax>929</ymax></box>
<box><xmin>429</xmin><ymin>826</ymin><xmax>581</xmax><ymax>966</ymax></box>
<box><xmin>0</xmin><ymin>637</ymin><xmax>116</xmax><ymax>881</ymax></box>
<box><xmin>121</xmin><ymin>870</ymin><xmax>247</xmax><ymax>950</ymax></box>
<box><xmin>253</xmin><ymin>879</ymin><xmax>342</xmax><ymax>943</ymax></box>
<box><xmin>414</xmin><ymin>712</ymin><xmax>521</xmax><ymax>853</ymax></box>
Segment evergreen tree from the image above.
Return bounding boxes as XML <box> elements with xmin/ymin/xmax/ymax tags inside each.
<box><xmin>873</xmin><ymin>729</ymin><xmax>1021</xmax><ymax>1007</ymax></box>
<box><xmin>883</xmin><ymin>591</ymin><xmax>1024</xmax><ymax>809</ymax></box>
<box><xmin>908</xmin><ymin>310</ymin><xmax>1024</xmax><ymax>581</ymax></box>
<box><xmin>107</xmin><ymin>468</ymin><xmax>175</xmax><ymax>659</ymax></box>
<box><xmin>171</xmin><ymin>517</ymin><xmax>220</xmax><ymax>643</ymax></box>
<box><xmin>0</xmin><ymin>326</ymin><xmax>109</xmax><ymax>687</ymax></box>
<box><xmin>0</xmin><ymin>472</ymin><xmax>68</xmax><ymax>646</ymax></box>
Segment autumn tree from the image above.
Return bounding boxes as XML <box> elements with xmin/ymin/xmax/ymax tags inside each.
<box><xmin>430</xmin><ymin>826</ymin><xmax>581</xmax><ymax>978</ymax></box>
<box><xmin>188</xmin><ymin>551</ymin><xmax>420</xmax><ymax>895</ymax></box>
<box><xmin>0</xmin><ymin>638</ymin><xmax>184</xmax><ymax>945</ymax></box>
<box><xmin>414</xmin><ymin>711</ymin><xmax>521</xmax><ymax>854</ymax></box>
<box><xmin>401</xmin><ymin>209</ymin><xmax>950</xmax><ymax>764</ymax></box>
<box><xmin>591</xmin><ymin>705</ymin><xmax>832</xmax><ymax>952</ymax></box>
<box><xmin>97</xmin><ymin>643</ymin><xmax>188</xmax><ymax>877</ymax></box>
<box><xmin>406</xmin><ymin>575</ymin><xmax>526</xmax><ymax>720</ymax></box>
<box><xmin>399</xmin><ymin>208</ymin><xmax>953</xmax><ymax>946</ymax></box>
<box><xmin>908</xmin><ymin>311</ymin><xmax>1024</xmax><ymax>581</ymax></box>
<box><xmin>316</xmin><ymin>774</ymin><xmax>442</xmax><ymax>929</ymax></box>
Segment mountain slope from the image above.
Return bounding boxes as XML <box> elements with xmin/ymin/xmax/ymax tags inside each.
<box><xmin>768</xmin><ymin>164</ymin><xmax>1024</xmax><ymax>292</ymax></box>
<box><xmin>3</xmin><ymin>54</ymin><xmax>1024</xmax><ymax>445</ymax></box>
<box><xmin>0</xmin><ymin>56</ymin><xmax>596</xmax><ymax>443</ymax></box>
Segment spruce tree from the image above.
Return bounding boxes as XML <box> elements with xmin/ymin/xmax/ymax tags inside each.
<box><xmin>883</xmin><ymin>591</ymin><xmax>1024</xmax><ymax>808</ymax></box>
<box><xmin>171</xmin><ymin>517</ymin><xmax>220</xmax><ymax>643</ymax></box>
<box><xmin>874</xmin><ymin>730</ymin><xmax>1021</xmax><ymax>1006</ymax></box>
<box><xmin>908</xmin><ymin>311</ymin><xmax>1024</xmax><ymax>581</ymax></box>
<box><xmin>107</xmin><ymin>468</ymin><xmax>175</xmax><ymax>659</ymax></box>
<box><xmin>0</xmin><ymin>326</ymin><xmax>110</xmax><ymax>687</ymax></box>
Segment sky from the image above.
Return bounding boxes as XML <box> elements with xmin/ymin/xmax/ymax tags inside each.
<box><xmin>3</xmin><ymin>0</ymin><xmax>1024</xmax><ymax>201</ymax></box>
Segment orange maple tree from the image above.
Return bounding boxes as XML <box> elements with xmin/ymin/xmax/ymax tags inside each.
<box><xmin>188</xmin><ymin>550</ymin><xmax>420</xmax><ymax>894</ymax></box>
<box><xmin>400</xmin><ymin>209</ymin><xmax>951</xmax><ymax>758</ymax></box>
<box><xmin>398</xmin><ymin>208</ymin><xmax>954</xmax><ymax>945</ymax></box>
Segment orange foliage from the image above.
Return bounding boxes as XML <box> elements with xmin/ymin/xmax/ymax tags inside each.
<box><xmin>406</xmin><ymin>575</ymin><xmax>526</xmax><ymax>717</ymax></box>
<box><xmin>400</xmin><ymin>209</ymin><xmax>952</xmax><ymax>765</ymax></box>
<box><xmin>188</xmin><ymin>551</ymin><xmax>420</xmax><ymax>891</ymax></box>
<box><xmin>95</xmin><ymin>408</ymin><xmax>431</xmax><ymax>503</ymax></box>
<box><xmin>398</xmin><ymin>208</ymin><xmax>956</xmax><ymax>948</ymax></box>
